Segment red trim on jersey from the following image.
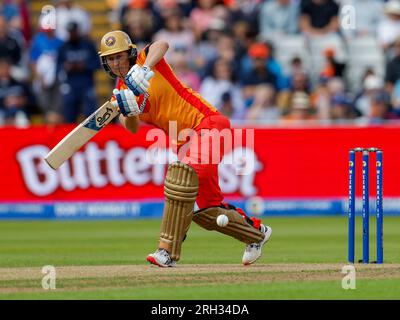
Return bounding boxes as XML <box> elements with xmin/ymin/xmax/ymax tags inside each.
<box><xmin>155</xmin><ymin>59</ymin><xmax>218</xmax><ymax>117</ymax></box>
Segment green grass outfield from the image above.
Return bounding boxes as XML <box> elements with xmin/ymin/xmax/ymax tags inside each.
<box><xmin>0</xmin><ymin>216</ymin><xmax>399</xmax><ymax>299</ymax></box>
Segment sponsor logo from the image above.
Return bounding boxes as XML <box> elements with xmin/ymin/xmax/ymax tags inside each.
<box><xmin>97</xmin><ymin>107</ymin><xmax>114</xmax><ymax>127</ymax></box>
<box><xmin>105</xmin><ymin>36</ymin><xmax>116</xmax><ymax>47</ymax></box>
<box><xmin>16</xmin><ymin>143</ymin><xmax>261</xmax><ymax>197</ymax></box>
<box><xmin>84</xmin><ymin>107</ymin><xmax>115</xmax><ymax>131</ymax></box>
<box><xmin>138</xmin><ymin>93</ymin><xmax>149</xmax><ymax>112</ymax></box>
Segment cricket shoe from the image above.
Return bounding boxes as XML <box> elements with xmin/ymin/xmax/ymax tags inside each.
<box><xmin>242</xmin><ymin>224</ymin><xmax>272</xmax><ymax>266</ymax></box>
<box><xmin>147</xmin><ymin>249</ymin><xmax>176</xmax><ymax>268</ymax></box>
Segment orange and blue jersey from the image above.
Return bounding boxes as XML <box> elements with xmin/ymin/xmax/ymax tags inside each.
<box><xmin>113</xmin><ymin>46</ymin><xmax>219</xmax><ymax>146</ymax></box>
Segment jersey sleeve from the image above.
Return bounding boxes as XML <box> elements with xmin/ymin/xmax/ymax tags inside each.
<box><xmin>136</xmin><ymin>46</ymin><xmax>150</xmax><ymax>66</ymax></box>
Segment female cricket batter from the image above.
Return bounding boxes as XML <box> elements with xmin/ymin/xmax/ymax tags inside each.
<box><xmin>98</xmin><ymin>30</ymin><xmax>272</xmax><ymax>267</ymax></box>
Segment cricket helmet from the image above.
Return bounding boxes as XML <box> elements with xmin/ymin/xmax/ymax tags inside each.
<box><xmin>98</xmin><ymin>30</ymin><xmax>137</xmax><ymax>78</ymax></box>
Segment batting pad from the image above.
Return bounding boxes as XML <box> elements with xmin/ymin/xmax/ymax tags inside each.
<box><xmin>193</xmin><ymin>206</ymin><xmax>264</xmax><ymax>244</ymax></box>
<box><xmin>160</xmin><ymin>162</ymin><xmax>198</xmax><ymax>261</ymax></box>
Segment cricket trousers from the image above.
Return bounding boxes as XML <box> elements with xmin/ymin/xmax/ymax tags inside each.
<box><xmin>177</xmin><ymin>114</ymin><xmax>261</xmax><ymax>228</ymax></box>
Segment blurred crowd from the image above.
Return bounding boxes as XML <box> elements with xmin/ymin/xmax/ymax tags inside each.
<box><xmin>2</xmin><ymin>0</ymin><xmax>400</xmax><ymax>126</ymax></box>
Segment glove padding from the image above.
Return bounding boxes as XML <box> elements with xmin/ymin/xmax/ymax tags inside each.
<box><xmin>112</xmin><ymin>88</ymin><xmax>141</xmax><ymax>117</ymax></box>
<box><xmin>125</xmin><ymin>65</ymin><xmax>154</xmax><ymax>96</ymax></box>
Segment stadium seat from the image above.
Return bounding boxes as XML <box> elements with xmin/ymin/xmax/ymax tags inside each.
<box><xmin>308</xmin><ymin>34</ymin><xmax>347</xmax><ymax>59</ymax></box>
<box><xmin>270</xmin><ymin>34</ymin><xmax>310</xmax><ymax>75</ymax></box>
<box><xmin>346</xmin><ymin>36</ymin><xmax>385</xmax><ymax>92</ymax></box>
<box><xmin>347</xmin><ymin>36</ymin><xmax>382</xmax><ymax>56</ymax></box>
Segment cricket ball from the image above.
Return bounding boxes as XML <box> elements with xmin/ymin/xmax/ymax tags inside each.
<box><xmin>216</xmin><ymin>214</ymin><xmax>229</xmax><ymax>227</ymax></box>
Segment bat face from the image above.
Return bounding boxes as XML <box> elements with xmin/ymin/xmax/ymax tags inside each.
<box><xmin>44</xmin><ymin>101</ymin><xmax>120</xmax><ymax>170</ymax></box>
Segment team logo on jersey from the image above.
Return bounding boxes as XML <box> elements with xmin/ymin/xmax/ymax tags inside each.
<box><xmin>105</xmin><ymin>36</ymin><xmax>116</xmax><ymax>47</ymax></box>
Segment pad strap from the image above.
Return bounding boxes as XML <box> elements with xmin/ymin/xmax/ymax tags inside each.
<box><xmin>193</xmin><ymin>205</ymin><xmax>264</xmax><ymax>244</ymax></box>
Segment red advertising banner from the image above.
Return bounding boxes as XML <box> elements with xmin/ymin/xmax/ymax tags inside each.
<box><xmin>1</xmin><ymin>124</ymin><xmax>400</xmax><ymax>201</ymax></box>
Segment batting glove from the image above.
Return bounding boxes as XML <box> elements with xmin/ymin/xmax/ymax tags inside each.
<box><xmin>112</xmin><ymin>88</ymin><xmax>141</xmax><ymax>117</ymax></box>
<box><xmin>125</xmin><ymin>64</ymin><xmax>154</xmax><ymax>96</ymax></box>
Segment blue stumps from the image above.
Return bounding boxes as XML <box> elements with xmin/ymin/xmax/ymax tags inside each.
<box><xmin>376</xmin><ymin>151</ymin><xmax>383</xmax><ymax>264</ymax></box>
<box><xmin>348</xmin><ymin>150</ymin><xmax>355</xmax><ymax>264</ymax></box>
<box><xmin>349</xmin><ymin>147</ymin><xmax>383</xmax><ymax>264</ymax></box>
<box><xmin>362</xmin><ymin>150</ymin><xmax>369</xmax><ymax>263</ymax></box>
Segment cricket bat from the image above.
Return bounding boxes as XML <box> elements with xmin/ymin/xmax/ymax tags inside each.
<box><xmin>44</xmin><ymin>101</ymin><xmax>120</xmax><ymax>170</ymax></box>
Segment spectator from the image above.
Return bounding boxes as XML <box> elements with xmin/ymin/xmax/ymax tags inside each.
<box><xmin>151</xmin><ymin>0</ymin><xmax>192</xmax><ymax>32</ymax></box>
<box><xmin>311</xmin><ymin>76</ymin><xmax>346</xmax><ymax>120</ymax></box>
<box><xmin>288</xmin><ymin>57</ymin><xmax>310</xmax><ymax>88</ymax></box>
<box><xmin>258</xmin><ymin>0</ymin><xmax>299</xmax><ymax>39</ymax></box>
<box><xmin>122</xmin><ymin>1</ymin><xmax>154</xmax><ymax>49</ymax></box>
<box><xmin>0</xmin><ymin>15</ymin><xmax>21</xmax><ymax>65</ymax></box>
<box><xmin>277</xmin><ymin>71</ymin><xmax>311</xmax><ymax>115</ymax></box>
<box><xmin>354</xmin><ymin>74</ymin><xmax>385</xmax><ymax>117</ymax></box>
<box><xmin>327</xmin><ymin>76</ymin><xmax>346</xmax><ymax>96</ymax></box>
<box><xmin>108</xmin><ymin>0</ymin><xmax>132</xmax><ymax>28</ymax></box>
<box><xmin>300</xmin><ymin>0</ymin><xmax>339</xmax><ymax>36</ymax></box>
<box><xmin>241</xmin><ymin>41</ymin><xmax>288</xmax><ymax>91</ymax></box>
<box><xmin>246</xmin><ymin>85</ymin><xmax>281</xmax><ymax>122</ymax></box>
<box><xmin>190</xmin><ymin>0</ymin><xmax>222</xmax><ymax>40</ymax></box>
<box><xmin>224</xmin><ymin>0</ymin><xmax>260</xmax><ymax>31</ymax></box>
<box><xmin>202</xmin><ymin>33</ymin><xmax>239</xmax><ymax>78</ymax></box>
<box><xmin>153</xmin><ymin>7</ymin><xmax>195</xmax><ymax>62</ymax></box>
<box><xmin>29</xmin><ymin>15</ymin><xmax>64</xmax><ymax>124</ymax></box>
<box><xmin>385</xmin><ymin>36</ymin><xmax>400</xmax><ymax>94</ymax></box>
<box><xmin>276</xmin><ymin>56</ymin><xmax>310</xmax><ymax>112</ymax></box>
<box><xmin>216</xmin><ymin>32</ymin><xmax>237</xmax><ymax>62</ymax></box>
<box><xmin>191</xmin><ymin>19</ymin><xmax>225</xmax><ymax>77</ymax></box>
<box><xmin>232</xmin><ymin>19</ymin><xmax>255</xmax><ymax>59</ymax></box>
<box><xmin>329</xmin><ymin>93</ymin><xmax>354</xmax><ymax>121</ymax></box>
<box><xmin>169</xmin><ymin>47</ymin><xmax>201</xmax><ymax>91</ymax></box>
<box><xmin>282</xmin><ymin>91</ymin><xmax>316</xmax><ymax>122</ymax></box>
<box><xmin>57</xmin><ymin>22</ymin><xmax>100</xmax><ymax>123</ymax></box>
<box><xmin>199</xmin><ymin>57</ymin><xmax>245</xmax><ymax>120</ymax></box>
<box><xmin>377</xmin><ymin>0</ymin><xmax>400</xmax><ymax>51</ymax></box>
<box><xmin>155</xmin><ymin>0</ymin><xmax>193</xmax><ymax>16</ymax></box>
<box><xmin>360</xmin><ymin>67</ymin><xmax>376</xmax><ymax>90</ymax></box>
<box><xmin>320</xmin><ymin>47</ymin><xmax>346</xmax><ymax>79</ymax></box>
<box><xmin>240</xmin><ymin>42</ymin><xmax>278</xmax><ymax>101</ymax></box>
<box><xmin>107</xmin><ymin>0</ymin><xmax>129</xmax><ymax>28</ymax></box>
<box><xmin>390</xmin><ymin>79</ymin><xmax>400</xmax><ymax>114</ymax></box>
<box><xmin>55</xmin><ymin>0</ymin><xmax>92</xmax><ymax>41</ymax></box>
<box><xmin>0</xmin><ymin>57</ymin><xmax>34</xmax><ymax>125</ymax></box>
<box><xmin>340</xmin><ymin>0</ymin><xmax>383</xmax><ymax>38</ymax></box>
<box><xmin>0</xmin><ymin>0</ymin><xmax>20</xmax><ymax>26</ymax></box>
<box><xmin>367</xmin><ymin>91</ymin><xmax>398</xmax><ymax>123</ymax></box>
<box><xmin>15</xmin><ymin>0</ymin><xmax>31</xmax><ymax>44</ymax></box>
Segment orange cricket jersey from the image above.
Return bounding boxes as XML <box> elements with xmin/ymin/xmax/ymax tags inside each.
<box><xmin>113</xmin><ymin>47</ymin><xmax>219</xmax><ymax>145</ymax></box>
